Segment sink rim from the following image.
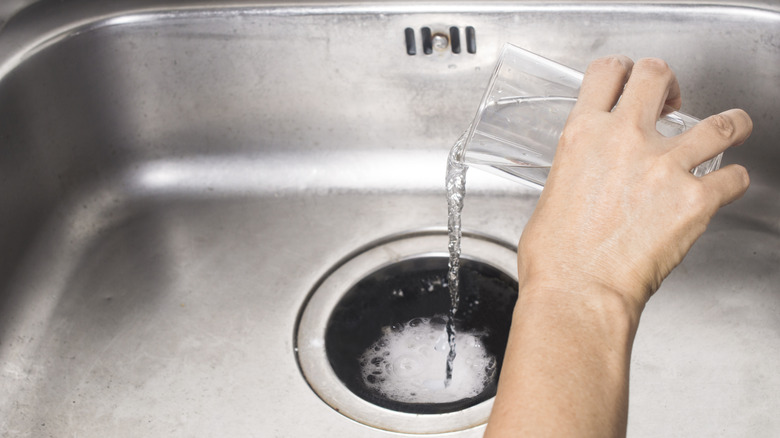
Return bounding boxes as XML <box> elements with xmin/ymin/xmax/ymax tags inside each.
<box><xmin>3</xmin><ymin>0</ymin><xmax>780</xmax><ymax>82</ymax></box>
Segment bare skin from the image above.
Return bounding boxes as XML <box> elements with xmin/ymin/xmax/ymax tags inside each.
<box><xmin>484</xmin><ymin>56</ymin><xmax>752</xmax><ymax>437</ymax></box>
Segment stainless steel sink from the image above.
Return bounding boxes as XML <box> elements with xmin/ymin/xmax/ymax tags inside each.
<box><xmin>1</xmin><ymin>1</ymin><xmax>779</xmax><ymax>436</ymax></box>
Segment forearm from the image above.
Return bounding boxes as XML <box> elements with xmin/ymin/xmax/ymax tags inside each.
<box><xmin>484</xmin><ymin>284</ymin><xmax>643</xmax><ymax>438</ymax></box>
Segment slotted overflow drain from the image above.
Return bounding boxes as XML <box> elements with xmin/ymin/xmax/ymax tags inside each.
<box><xmin>295</xmin><ymin>230</ymin><xmax>518</xmax><ymax>434</ymax></box>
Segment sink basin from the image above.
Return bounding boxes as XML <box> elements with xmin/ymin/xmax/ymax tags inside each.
<box><xmin>1</xmin><ymin>1</ymin><xmax>779</xmax><ymax>436</ymax></box>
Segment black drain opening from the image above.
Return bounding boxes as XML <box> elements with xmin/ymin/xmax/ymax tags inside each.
<box><xmin>324</xmin><ymin>256</ymin><xmax>517</xmax><ymax>415</ymax></box>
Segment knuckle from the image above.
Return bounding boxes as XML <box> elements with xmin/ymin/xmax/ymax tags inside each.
<box><xmin>612</xmin><ymin>112</ymin><xmax>648</xmax><ymax>141</ymax></box>
<box><xmin>558</xmin><ymin>113</ymin><xmax>607</xmax><ymax>150</ymax></box>
<box><xmin>649</xmin><ymin>158</ymin><xmax>676</xmax><ymax>185</ymax></box>
<box><xmin>683</xmin><ymin>181</ymin><xmax>711</xmax><ymax>212</ymax></box>
<box><xmin>637</xmin><ymin>57</ymin><xmax>670</xmax><ymax>72</ymax></box>
<box><xmin>559</xmin><ymin>115</ymin><xmax>588</xmax><ymax>143</ymax></box>
<box><xmin>558</xmin><ymin>125</ymin><xmax>581</xmax><ymax>151</ymax></box>
<box><xmin>587</xmin><ymin>55</ymin><xmax>632</xmax><ymax>75</ymax></box>
<box><xmin>590</xmin><ymin>55</ymin><xmax>624</xmax><ymax>69</ymax></box>
<box><xmin>636</xmin><ymin>58</ymin><xmax>673</xmax><ymax>79</ymax></box>
<box><xmin>705</xmin><ymin>113</ymin><xmax>737</xmax><ymax>140</ymax></box>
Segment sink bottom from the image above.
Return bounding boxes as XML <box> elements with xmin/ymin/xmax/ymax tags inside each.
<box><xmin>1</xmin><ymin>1</ymin><xmax>779</xmax><ymax>436</ymax></box>
<box><xmin>0</xmin><ymin>190</ymin><xmax>529</xmax><ymax>437</ymax></box>
<box><xmin>1</xmin><ymin>170</ymin><xmax>779</xmax><ymax>438</ymax></box>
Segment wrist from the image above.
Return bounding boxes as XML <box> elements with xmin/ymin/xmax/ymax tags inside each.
<box><xmin>515</xmin><ymin>279</ymin><xmax>645</xmax><ymax>340</ymax></box>
<box><xmin>491</xmin><ymin>279</ymin><xmax>644</xmax><ymax>437</ymax></box>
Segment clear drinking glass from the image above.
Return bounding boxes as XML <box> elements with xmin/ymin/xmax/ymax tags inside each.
<box><xmin>454</xmin><ymin>43</ymin><xmax>722</xmax><ymax>190</ymax></box>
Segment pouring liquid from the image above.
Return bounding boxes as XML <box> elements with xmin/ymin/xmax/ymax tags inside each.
<box><xmin>445</xmin><ymin>131</ymin><xmax>469</xmax><ymax>386</ymax></box>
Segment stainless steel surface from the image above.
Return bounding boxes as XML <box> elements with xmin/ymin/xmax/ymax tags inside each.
<box><xmin>1</xmin><ymin>1</ymin><xmax>778</xmax><ymax>436</ymax></box>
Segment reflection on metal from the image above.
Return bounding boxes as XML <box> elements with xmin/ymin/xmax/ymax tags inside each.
<box><xmin>1</xmin><ymin>1</ymin><xmax>779</xmax><ymax>437</ymax></box>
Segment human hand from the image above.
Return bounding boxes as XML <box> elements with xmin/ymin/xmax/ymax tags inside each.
<box><xmin>485</xmin><ymin>56</ymin><xmax>751</xmax><ymax>438</ymax></box>
<box><xmin>517</xmin><ymin>56</ymin><xmax>752</xmax><ymax>310</ymax></box>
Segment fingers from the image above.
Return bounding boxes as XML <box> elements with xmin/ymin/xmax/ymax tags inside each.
<box><xmin>669</xmin><ymin>109</ymin><xmax>753</xmax><ymax>170</ymax></box>
<box><xmin>573</xmin><ymin>55</ymin><xmax>634</xmax><ymax>114</ymax></box>
<box><xmin>700</xmin><ymin>163</ymin><xmax>750</xmax><ymax>208</ymax></box>
<box><xmin>615</xmin><ymin>58</ymin><xmax>682</xmax><ymax>126</ymax></box>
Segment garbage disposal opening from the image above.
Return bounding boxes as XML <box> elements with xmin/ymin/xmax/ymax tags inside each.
<box><xmin>325</xmin><ymin>255</ymin><xmax>517</xmax><ymax>414</ymax></box>
<box><xmin>295</xmin><ymin>231</ymin><xmax>518</xmax><ymax>434</ymax></box>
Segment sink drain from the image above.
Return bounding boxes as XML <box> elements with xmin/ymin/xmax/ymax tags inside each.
<box><xmin>295</xmin><ymin>230</ymin><xmax>518</xmax><ymax>434</ymax></box>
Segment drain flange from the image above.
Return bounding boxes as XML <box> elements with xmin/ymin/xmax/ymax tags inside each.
<box><xmin>295</xmin><ymin>230</ymin><xmax>517</xmax><ymax>434</ymax></box>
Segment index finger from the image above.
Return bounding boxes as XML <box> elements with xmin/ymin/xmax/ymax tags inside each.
<box><xmin>572</xmin><ymin>55</ymin><xmax>634</xmax><ymax>115</ymax></box>
<box><xmin>615</xmin><ymin>58</ymin><xmax>682</xmax><ymax>126</ymax></box>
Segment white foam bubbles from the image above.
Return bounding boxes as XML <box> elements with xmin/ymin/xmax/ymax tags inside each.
<box><xmin>359</xmin><ymin>316</ymin><xmax>496</xmax><ymax>404</ymax></box>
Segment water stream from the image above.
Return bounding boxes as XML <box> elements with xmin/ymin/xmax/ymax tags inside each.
<box><xmin>444</xmin><ymin>131</ymin><xmax>469</xmax><ymax>386</ymax></box>
<box><xmin>351</xmin><ymin>130</ymin><xmax>500</xmax><ymax>403</ymax></box>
